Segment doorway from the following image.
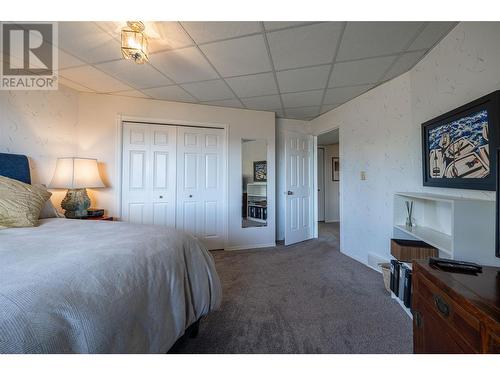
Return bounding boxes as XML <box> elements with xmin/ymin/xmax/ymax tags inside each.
<box><xmin>316</xmin><ymin>129</ymin><xmax>340</xmax><ymax>240</ymax></box>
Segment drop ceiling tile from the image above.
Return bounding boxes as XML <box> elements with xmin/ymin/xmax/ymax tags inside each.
<box><xmin>95</xmin><ymin>59</ymin><xmax>173</xmax><ymax>89</ymax></box>
<box><xmin>201</xmin><ymin>98</ymin><xmax>243</xmax><ymax>109</ymax></box>
<box><xmin>241</xmin><ymin>95</ymin><xmax>282</xmax><ymax>111</ymax></box>
<box><xmin>225</xmin><ymin>72</ymin><xmax>278</xmax><ymax>98</ymax></box>
<box><xmin>58</xmin><ymin>22</ymin><xmax>122</xmax><ymax>64</ymax></box>
<box><xmin>112</xmin><ymin>89</ymin><xmax>150</xmax><ymax>98</ymax></box>
<box><xmin>59</xmin><ymin>65</ymin><xmax>132</xmax><ymax>92</ymax></box>
<box><xmin>200</xmin><ymin>34</ymin><xmax>271</xmax><ymax>77</ymax></box>
<box><xmin>58</xmin><ymin>76</ymin><xmax>94</xmax><ymax>92</ymax></box>
<box><xmin>383</xmin><ymin>50</ymin><xmax>427</xmax><ymax>81</ymax></box>
<box><xmin>408</xmin><ymin>22</ymin><xmax>457</xmax><ymax>51</ymax></box>
<box><xmin>149</xmin><ymin>47</ymin><xmax>218</xmax><ymax>83</ymax></box>
<box><xmin>320</xmin><ymin>104</ymin><xmax>339</xmax><ymax>114</ymax></box>
<box><xmin>181</xmin><ymin>79</ymin><xmax>235</xmax><ymax>101</ymax></box>
<box><xmin>142</xmin><ymin>85</ymin><xmax>197</xmax><ymax>102</ymax></box>
<box><xmin>58</xmin><ymin>50</ymin><xmax>86</xmax><ymax>69</ymax></box>
<box><xmin>146</xmin><ymin>22</ymin><xmax>194</xmax><ymax>52</ymax></box>
<box><xmin>273</xmin><ymin>108</ymin><xmax>285</xmax><ymax>117</ymax></box>
<box><xmin>329</xmin><ymin>55</ymin><xmax>396</xmax><ymax>87</ymax></box>
<box><xmin>323</xmin><ymin>84</ymin><xmax>374</xmax><ymax>105</ymax></box>
<box><xmin>267</xmin><ymin>22</ymin><xmax>344</xmax><ymax>71</ymax></box>
<box><xmin>281</xmin><ymin>90</ymin><xmax>324</xmax><ymax>108</ymax></box>
<box><xmin>181</xmin><ymin>22</ymin><xmax>261</xmax><ymax>44</ymax></box>
<box><xmin>285</xmin><ymin>106</ymin><xmax>320</xmax><ymax>119</ymax></box>
<box><xmin>92</xmin><ymin>21</ymin><xmax>122</xmax><ymax>34</ymax></box>
<box><xmin>277</xmin><ymin>65</ymin><xmax>331</xmax><ymax>93</ymax></box>
<box><xmin>337</xmin><ymin>22</ymin><xmax>424</xmax><ymax>61</ymax></box>
<box><xmin>263</xmin><ymin>22</ymin><xmax>312</xmax><ymax>31</ymax></box>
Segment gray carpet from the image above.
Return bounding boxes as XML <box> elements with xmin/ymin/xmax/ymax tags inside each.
<box><xmin>170</xmin><ymin>222</ymin><xmax>413</xmax><ymax>353</ymax></box>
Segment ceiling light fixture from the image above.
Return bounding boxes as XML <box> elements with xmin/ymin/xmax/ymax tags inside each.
<box><xmin>121</xmin><ymin>21</ymin><xmax>149</xmax><ymax>64</ymax></box>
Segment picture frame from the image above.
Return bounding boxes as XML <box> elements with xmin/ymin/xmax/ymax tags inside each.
<box><xmin>496</xmin><ymin>148</ymin><xmax>500</xmax><ymax>258</ymax></box>
<box><xmin>253</xmin><ymin>160</ymin><xmax>267</xmax><ymax>182</ymax></box>
<box><xmin>421</xmin><ymin>90</ymin><xmax>500</xmax><ymax>191</ymax></box>
<box><xmin>332</xmin><ymin>157</ymin><xmax>339</xmax><ymax>181</ymax></box>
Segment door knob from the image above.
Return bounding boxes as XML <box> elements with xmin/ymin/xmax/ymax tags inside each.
<box><xmin>159</xmin><ymin>195</ymin><xmax>163</xmax><ymax>199</ymax></box>
<box><xmin>287</xmin><ymin>191</ymin><xmax>293</xmax><ymax>195</ymax></box>
<box><xmin>189</xmin><ymin>194</ymin><xmax>193</xmax><ymax>198</ymax></box>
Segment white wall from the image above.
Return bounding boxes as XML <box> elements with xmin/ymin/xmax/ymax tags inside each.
<box><xmin>1</xmin><ymin>87</ymin><xmax>276</xmax><ymax>250</ymax></box>
<box><xmin>0</xmin><ymin>86</ymin><xmax>79</xmax><ymax>209</ymax></box>
<box><xmin>323</xmin><ymin>143</ymin><xmax>339</xmax><ymax>222</ymax></box>
<box><xmin>76</xmin><ymin>93</ymin><xmax>276</xmax><ymax>250</ymax></box>
<box><xmin>275</xmin><ymin>118</ymin><xmax>311</xmax><ymax>240</ymax></box>
<box><xmin>310</xmin><ymin>22</ymin><xmax>499</xmax><ymax>266</ymax></box>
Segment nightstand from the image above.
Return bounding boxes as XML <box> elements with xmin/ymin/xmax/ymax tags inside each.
<box><xmin>82</xmin><ymin>216</ymin><xmax>114</xmax><ymax>221</ymax></box>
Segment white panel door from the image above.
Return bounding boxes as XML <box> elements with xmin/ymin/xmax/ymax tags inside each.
<box><xmin>150</xmin><ymin>125</ymin><xmax>177</xmax><ymax>226</ymax></box>
<box><xmin>176</xmin><ymin>126</ymin><xmax>225</xmax><ymax>249</ymax></box>
<box><xmin>317</xmin><ymin>147</ymin><xmax>325</xmax><ymax>221</ymax></box>
<box><xmin>285</xmin><ymin>131</ymin><xmax>313</xmax><ymax>245</ymax></box>
<box><xmin>122</xmin><ymin>123</ymin><xmax>176</xmax><ymax>226</ymax></box>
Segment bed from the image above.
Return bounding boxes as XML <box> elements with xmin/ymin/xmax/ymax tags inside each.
<box><xmin>0</xmin><ymin>153</ymin><xmax>222</xmax><ymax>353</ymax></box>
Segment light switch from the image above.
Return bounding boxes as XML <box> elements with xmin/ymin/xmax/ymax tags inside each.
<box><xmin>360</xmin><ymin>171</ymin><xmax>367</xmax><ymax>180</ymax></box>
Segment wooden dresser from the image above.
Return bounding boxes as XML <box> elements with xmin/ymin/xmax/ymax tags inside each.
<box><xmin>412</xmin><ymin>261</ymin><xmax>500</xmax><ymax>353</ymax></box>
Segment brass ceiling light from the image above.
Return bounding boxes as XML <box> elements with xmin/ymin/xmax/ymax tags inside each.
<box><xmin>121</xmin><ymin>21</ymin><xmax>149</xmax><ymax>64</ymax></box>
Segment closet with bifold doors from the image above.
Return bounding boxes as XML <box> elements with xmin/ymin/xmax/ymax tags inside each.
<box><xmin>121</xmin><ymin>121</ymin><xmax>226</xmax><ymax>250</ymax></box>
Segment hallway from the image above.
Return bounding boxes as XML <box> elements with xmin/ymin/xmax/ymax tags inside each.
<box><xmin>318</xmin><ymin>221</ymin><xmax>340</xmax><ymax>245</ymax></box>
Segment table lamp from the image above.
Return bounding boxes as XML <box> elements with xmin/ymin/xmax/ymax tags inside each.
<box><xmin>49</xmin><ymin>157</ymin><xmax>105</xmax><ymax>218</ymax></box>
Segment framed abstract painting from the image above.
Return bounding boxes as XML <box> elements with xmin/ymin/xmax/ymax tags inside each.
<box><xmin>422</xmin><ymin>90</ymin><xmax>500</xmax><ymax>190</ymax></box>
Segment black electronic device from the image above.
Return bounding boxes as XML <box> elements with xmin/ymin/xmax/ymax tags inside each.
<box><xmin>86</xmin><ymin>208</ymin><xmax>104</xmax><ymax>218</ymax></box>
<box><xmin>429</xmin><ymin>257</ymin><xmax>482</xmax><ymax>273</ymax></box>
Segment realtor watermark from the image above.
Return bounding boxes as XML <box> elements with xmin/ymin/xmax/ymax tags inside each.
<box><xmin>0</xmin><ymin>22</ymin><xmax>58</xmax><ymax>90</ymax></box>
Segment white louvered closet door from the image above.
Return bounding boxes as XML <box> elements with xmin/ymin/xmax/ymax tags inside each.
<box><xmin>121</xmin><ymin>123</ymin><xmax>177</xmax><ymax>226</ymax></box>
<box><xmin>176</xmin><ymin>126</ymin><xmax>225</xmax><ymax>250</ymax></box>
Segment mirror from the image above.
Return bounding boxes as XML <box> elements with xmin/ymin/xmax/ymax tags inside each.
<box><xmin>242</xmin><ymin>139</ymin><xmax>267</xmax><ymax>228</ymax></box>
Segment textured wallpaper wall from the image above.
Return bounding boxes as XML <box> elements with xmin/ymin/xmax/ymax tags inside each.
<box><xmin>311</xmin><ymin>22</ymin><xmax>499</xmax><ymax>265</ymax></box>
<box><xmin>0</xmin><ymin>85</ymin><xmax>79</xmax><ymax>208</ymax></box>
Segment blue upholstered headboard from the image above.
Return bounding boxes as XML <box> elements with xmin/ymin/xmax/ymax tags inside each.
<box><xmin>0</xmin><ymin>152</ymin><xmax>31</xmax><ymax>184</ymax></box>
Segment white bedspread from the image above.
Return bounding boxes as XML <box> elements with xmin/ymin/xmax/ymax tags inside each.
<box><xmin>0</xmin><ymin>218</ymin><xmax>221</xmax><ymax>353</ymax></box>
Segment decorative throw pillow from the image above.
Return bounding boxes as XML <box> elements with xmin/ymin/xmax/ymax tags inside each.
<box><xmin>0</xmin><ymin>176</ymin><xmax>52</xmax><ymax>228</ymax></box>
<box><xmin>38</xmin><ymin>197</ymin><xmax>60</xmax><ymax>219</ymax></box>
<box><xmin>36</xmin><ymin>184</ymin><xmax>62</xmax><ymax>219</ymax></box>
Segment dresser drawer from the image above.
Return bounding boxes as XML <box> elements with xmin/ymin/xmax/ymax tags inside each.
<box><xmin>414</xmin><ymin>272</ymin><xmax>481</xmax><ymax>351</ymax></box>
<box><xmin>413</xmin><ymin>293</ymin><xmax>468</xmax><ymax>353</ymax></box>
<box><xmin>487</xmin><ymin>331</ymin><xmax>500</xmax><ymax>353</ymax></box>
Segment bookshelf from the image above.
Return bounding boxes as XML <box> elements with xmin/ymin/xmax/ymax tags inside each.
<box><xmin>393</xmin><ymin>192</ymin><xmax>497</xmax><ymax>266</ymax></box>
<box><xmin>247</xmin><ymin>182</ymin><xmax>267</xmax><ymax>223</ymax></box>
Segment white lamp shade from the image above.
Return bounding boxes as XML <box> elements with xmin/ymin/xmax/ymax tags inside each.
<box><xmin>49</xmin><ymin>158</ymin><xmax>105</xmax><ymax>189</ymax></box>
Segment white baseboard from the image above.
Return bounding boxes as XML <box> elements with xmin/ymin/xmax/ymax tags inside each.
<box><xmin>367</xmin><ymin>252</ymin><xmax>390</xmax><ymax>273</ymax></box>
<box><xmin>225</xmin><ymin>242</ymin><xmax>277</xmax><ymax>251</ymax></box>
<box><xmin>340</xmin><ymin>249</ymin><xmax>382</xmax><ymax>273</ymax></box>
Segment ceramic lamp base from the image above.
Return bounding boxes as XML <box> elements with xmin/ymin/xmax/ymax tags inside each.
<box><xmin>61</xmin><ymin>188</ymin><xmax>91</xmax><ymax>218</ymax></box>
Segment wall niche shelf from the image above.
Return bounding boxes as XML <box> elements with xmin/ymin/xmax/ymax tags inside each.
<box><xmin>392</xmin><ymin>192</ymin><xmax>497</xmax><ymax>266</ymax></box>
